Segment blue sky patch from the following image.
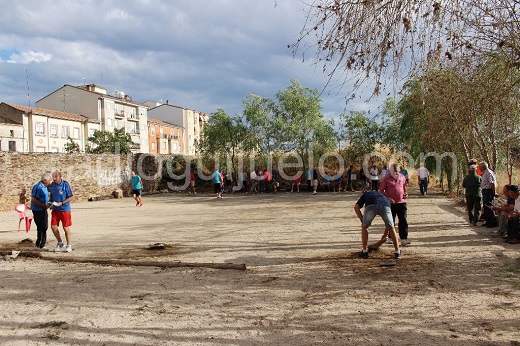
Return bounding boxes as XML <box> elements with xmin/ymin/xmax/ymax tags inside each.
<box><xmin>0</xmin><ymin>49</ymin><xmax>19</xmax><ymax>62</ymax></box>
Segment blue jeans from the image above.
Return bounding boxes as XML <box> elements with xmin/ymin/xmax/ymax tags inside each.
<box><xmin>363</xmin><ymin>204</ymin><xmax>394</xmax><ymax>228</ymax></box>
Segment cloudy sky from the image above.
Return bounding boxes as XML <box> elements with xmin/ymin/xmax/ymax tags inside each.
<box><xmin>0</xmin><ymin>0</ymin><xmax>387</xmax><ymax>124</ymax></box>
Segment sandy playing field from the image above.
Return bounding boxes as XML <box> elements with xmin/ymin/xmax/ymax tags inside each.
<box><xmin>0</xmin><ymin>189</ymin><xmax>519</xmax><ymax>345</ymax></box>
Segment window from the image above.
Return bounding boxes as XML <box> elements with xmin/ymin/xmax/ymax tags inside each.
<box><xmin>106</xmin><ymin>118</ymin><xmax>113</xmax><ymax>127</ymax></box>
<box><xmin>51</xmin><ymin>147</ymin><xmax>59</xmax><ymax>153</ymax></box>
<box><xmin>73</xmin><ymin>127</ymin><xmax>80</xmax><ymax>139</ymax></box>
<box><xmin>36</xmin><ymin>146</ymin><xmax>46</xmax><ymax>152</ymax></box>
<box><xmin>106</xmin><ymin>101</ymin><xmax>112</xmax><ymax>110</ymax></box>
<box><xmin>140</xmin><ymin>124</ymin><xmax>145</xmax><ymax>131</ymax></box>
<box><xmin>35</xmin><ymin>122</ymin><xmax>45</xmax><ymax>135</ymax></box>
<box><xmin>151</xmin><ymin>142</ymin><xmax>155</xmax><ymax>149</ymax></box>
<box><xmin>9</xmin><ymin>130</ymin><xmax>14</xmax><ymax>137</ymax></box>
<box><xmin>61</xmin><ymin>126</ymin><xmax>70</xmax><ymax>138</ymax></box>
<box><xmin>114</xmin><ymin>120</ymin><xmax>119</xmax><ymax>128</ymax></box>
<box><xmin>151</xmin><ymin>128</ymin><xmax>155</xmax><ymax>136</ymax></box>
<box><xmin>8</xmin><ymin>141</ymin><xmax>16</xmax><ymax>152</ymax></box>
<box><xmin>159</xmin><ymin>127</ymin><xmax>163</xmax><ymax>134</ymax></box>
<box><xmin>163</xmin><ymin>142</ymin><xmax>166</xmax><ymax>150</ymax></box>
<box><xmin>50</xmin><ymin>125</ymin><xmax>58</xmax><ymax>137</ymax></box>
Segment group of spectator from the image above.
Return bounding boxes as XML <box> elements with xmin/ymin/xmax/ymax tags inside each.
<box><xmin>463</xmin><ymin>159</ymin><xmax>520</xmax><ymax>244</ymax></box>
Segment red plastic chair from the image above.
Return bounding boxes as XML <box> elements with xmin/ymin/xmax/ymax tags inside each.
<box><xmin>15</xmin><ymin>204</ymin><xmax>33</xmax><ymax>233</ymax></box>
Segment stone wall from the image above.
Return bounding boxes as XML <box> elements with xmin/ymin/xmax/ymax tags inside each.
<box><xmin>0</xmin><ymin>152</ymin><xmax>133</xmax><ymax>211</ymax></box>
<box><xmin>0</xmin><ymin>152</ymin><xmax>197</xmax><ymax>211</ymax></box>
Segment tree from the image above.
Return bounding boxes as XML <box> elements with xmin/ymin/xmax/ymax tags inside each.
<box><xmin>339</xmin><ymin>110</ymin><xmax>383</xmax><ymax>164</ymax></box>
<box><xmin>86</xmin><ymin>128</ymin><xmax>136</xmax><ymax>154</ymax></box>
<box><xmin>291</xmin><ymin>1</ymin><xmax>520</xmax><ymax>96</ymax></box>
<box><xmin>243</xmin><ymin>80</ymin><xmax>337</xmax><ymax>168</ymax></box>
<box><xmin>64</xmin><ymin>136</ymin><xmax>81</xmax><ymax>153</ymax></box>
<box><xmin>198</xmin><ymin>109</ymin><xmax>253</xmax><ymax>176</ymax></box>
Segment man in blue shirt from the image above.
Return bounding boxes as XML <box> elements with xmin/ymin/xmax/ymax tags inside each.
<box><xmin>30</xmin><ymin>172</ymin><xmax>53</xmax><ymax>249</ymax></box>
<box><xmin>354</xmin><ymin>191</ymin><xmax>402</xmax><ymax>259</ymax></box>
<box><xmin>50</xmin><ymin>170</ymin><xmax>74</xmax><ymax>252</ymax></box>
<box><xmin>131</xmin><ymin>171</ymin><xmax>143</xmax><ymax>207</ymax></box>
<box><xmin>212</xmin><ymin>168</ymin><xmax>222</xmax><ymax>199</ymax></box>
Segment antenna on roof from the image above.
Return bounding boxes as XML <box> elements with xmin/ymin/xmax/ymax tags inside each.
<box><xmin>25</xmin><ymin>68</ymin><xmax>31</xmax><ymax>107</ymax></box>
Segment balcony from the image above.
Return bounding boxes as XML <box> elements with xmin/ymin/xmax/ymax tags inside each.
<box><xmin>114</xmin><ymin>110</ymin><xmax>125</xmax><ymax>118</ymax></box>
<box><xmin>128</xmin><ymin>113</ymin><xmax>139</xmax><ymax>121</ymax></box>
<box><xmin>128</xmin><ymin>128</ymin><xmax>140</xmax><ymax>135</ymax></box>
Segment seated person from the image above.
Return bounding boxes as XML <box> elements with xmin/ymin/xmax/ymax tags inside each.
<box><xmin>491</xmin><ymin>185</ymin><xmax>515</xmax><ymax>238</ymax></box>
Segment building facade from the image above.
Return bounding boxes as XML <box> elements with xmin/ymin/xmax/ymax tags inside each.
<box><xmin>145</xmin><ymin>102</ymin><xmax>207</xmax><ymax>156</ymax></box>
<box><xmin>147</xmin><ymin>117</ymin><xmax>184</xmax><ymax>155</ymax></box>
<box><xmin>0</xmin><ymin>102</ymin><xmax>100</xmax><ymax>153</ymax></box>
<box><xmin>35</xmin><ymin>84</ymin><xmax>149</xmax><ymax>153</ymax></box>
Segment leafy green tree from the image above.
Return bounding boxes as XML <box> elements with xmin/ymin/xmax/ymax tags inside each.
<box><xmin>243</xmin><ymin>80</ymin><xmax>337</xmax><ymax>168</ymax></box>
<box><xmin>339</xmin><ymin>110</ymin><xmax>383</xmax><ymax>164</ymax></box>
<box><xmin>86</xmin><ymin>128</ymin><xmax>136</xmax><ymax>154</ymax></box>
<box><xmin>64</xmin><ymin>136</ymin><xmax>81</xmax><ymax>153</ymax></box>
<box><xmin>198</xmin><ymin>109</ymin><xmax>253</xmax><ymax>176</ymax></box>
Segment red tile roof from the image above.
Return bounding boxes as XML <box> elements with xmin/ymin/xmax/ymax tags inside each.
<box><xmin>5</xmin><ymin>103</ymin><xmax>99</xmax><ymax>123</ymax></box>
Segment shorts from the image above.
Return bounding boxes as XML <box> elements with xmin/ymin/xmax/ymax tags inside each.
<box><xmin>363</xmin><ymin>204</ymin><xmax>394</xmax><ymax>228</ymax></box>
<box><xmin>132</xmin><ymin>189</ymin><xmax>142</xmax><ymax>196</ymax></box>
<box><xmin>51</xmin><ymin>210</ymin><xmax>72</xmax><ymax>228</ymax></box>
<box><xmin>311</xmin><ymin>179</ymin><xmax>318</xmax><ymax>187</ymax></box>
<box><xmin>213</xmin><ymin>183</ymin><xmax>221</xmax><ymax>193</ymax></box>
<box><xmin>190</xmin><ymin>181</ymin><xmax>195</xmax><ymax>187</ymax></box>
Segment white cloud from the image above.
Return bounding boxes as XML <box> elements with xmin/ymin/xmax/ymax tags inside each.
<box><xmin>5</xmin><ymin>50</ymin><xmax>52</xmax><ymax>64</ymax></box>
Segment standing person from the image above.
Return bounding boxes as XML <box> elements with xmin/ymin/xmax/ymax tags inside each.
<box><xmin>271</xmin><ymin>167</ymin><xmax>279</xmax><ymax>193</ymax></box>
<box><xmin>305</xmin><ymin>168</ymin><xmax>312</xmax><ymax>191</ymax></box>
<box><xmin>462</xmin><ymin>165</ymin><xmax>482</xmax><ymax>226</ymax></box>
<box><xmin>189</xmin><ymin>169</ymin><xmax>197</xmax><ymax>194</ymax></box>
<box><xmin>264</xmin><ymin>168</ymin><xmax>272</xmax><ymax>193</ymax></box>
<box><xmin>291</xmin><ymin>173</ymin><xmax>301</xmax><ymax>192</ymax></box>
<box><xmin>379</xmin><ymin>163</ymin><xmax>410</xmax><ymax>246</ymax></box>
<box><xmin>369</xmin><ymin>163</ymin><xmax>379</xmax><ymax>191</ymax></box>
<box><xmin>50</xmin><ymin>170</ymin><xmax>74</xmax><ymax>253</ymax></box>
<box><xmin>354</xmin><ymin>191</ymin><xmax>402</xmax><ymax>259</ymax></box>
<box><xmin>417</xmin><ymin>162</ymin><xmax>430</xmax><ymax>197</ymax></box>
<box><xmin>213</xmin><ymin>168</ymin><xmax>223</xmax><ymax>199</ymax></box>
<box><xmin>131</xmin><ymin>171</ymin><xmax>143</xmax><ymax>206</ymax></box>
<box><xmin>479</xmin><ymin>161</ymin><xmax>498</xmax><ymax>228</ymax></box>
<box><xmin>381</xmin><ymin>165</ymin><xmax>389</xmax><ymax>178</ymax></box>
<box><xmin>249</xmin><ymin>169</ymin><xmax>258</xmax><ymax>193</ymax></box>
<box><xmin>241</xmin><ymin>170</ymin><xmax>248</xmax><ymax>192</ymax></box>
<box><xmin>345</xmin><ymin>165</ymin><xmax>355</xmax><ymax>192</ymax></box>
<box><xmin>311</xmin><ymin>167</ymin><xmax>319</xmax><ymax>195</ymax></box>
<box><xmin>30</xmin><ymin>172</ymin><xmax>53</xmax><ymax>249</ymax></box>
<box><xmin>225</xmin><ymin>171</ymin><xmax>233</xmax><ymax>193</ymax></box>
<box><xmin>399</xmin><ymin>165</ymin><xmax>409</xmax><ymax>185</ymax></box>
<box><xmin>359</xmin><ymin>167</ymin><xmax>368</xmax><ymax>191</ymax></box>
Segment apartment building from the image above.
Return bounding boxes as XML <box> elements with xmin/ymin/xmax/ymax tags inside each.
<box><xmin>148</xmin><ymin>117</ymin><xmax>184</xmax><ymax>155</ymax></box>
<box><xmin>0</xmin><ymin>113</ymin><xmax>24</xmax><ymax>152</ymax></box>
<box><xmin>36</xmin><ymin>84</ymin><xmax>149</xmax><ymax>153</ymax></box>
<box><xmin>145</xmin><ymin>101</ymin><xmax>207</xmax><ymax>156</ymax></box>
<box><xmin>0</xmin><ymin>102</ymin><xmax>100</xmax><ymax>152</ymax></box>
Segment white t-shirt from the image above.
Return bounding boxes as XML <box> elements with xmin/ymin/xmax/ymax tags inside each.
<box><xmin>370</xmin><ymin>167</ymin><xmax>379</xmax><ymax>180</ymax></box>
<box><xmin>514</xmin><ymin>198</ymin><xmax>520</xmax><ymax>212</ymax></box>
<box><xmin>417</xmin><ymin>167</ymin><xmax>430</xmax><ymax>179</ymax></box>
<box><xmin>250</xmin><ymin>171</ymin><xmax>257</xmax><ymax>180</ymax></box>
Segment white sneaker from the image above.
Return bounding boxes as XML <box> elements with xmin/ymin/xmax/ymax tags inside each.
<box><xmin>54</xmin><ymin>242</ymin><xmax>65</xmax><ymax>252</ymax></box>
<box><xmin>65</xmin><ymin>245</ymin><xmax>72</xmax><ymax>253</ymax></box>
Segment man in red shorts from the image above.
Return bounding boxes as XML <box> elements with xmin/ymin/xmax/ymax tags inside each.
<box><xmin>50</xmin><ymin>170</ymin><xmax>74</xmax><ymax>252</ymax></box>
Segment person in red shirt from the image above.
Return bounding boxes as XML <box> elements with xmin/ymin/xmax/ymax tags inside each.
<box><xmin>189</xmin><ymin>170</ymin><xmax>196</xmax><ymax>194</ymax></box>
<box><xmin>379</xmin><ymin>163</ymin><xmax>410</xmax><ymax>247</ymax></box>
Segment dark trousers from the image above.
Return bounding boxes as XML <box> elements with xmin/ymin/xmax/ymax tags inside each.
<box><xmin>507</xmin><ymin>217</ymin><xmax>520</xmax><ymax>239</ymax></box>
<box><xmin>419</xmin><ymin>179</ymin><xmax>428</xmax><ymax>195</ymax></box>
<box><xmin>371</xmin><ymin>180</ymin><xmax>379</xmax><ymax>191</ymax></box>
<box><xmin>391</xmin><ymin>203</ymin><xmax>409</xmax><ymax>240</ymax></box>
<box><xmin>482</xmin><ymin>189</ymin><xmax>497</xmax><ymax>226</ymax></box>
<box><xmin>33</xmin><ymin>209</ymin><xmax>48</xmax><ymax>248</ymax></box>
<box><xmin>465</xmin><ymin>195</ymin><xmax>481</xmax><ymax>224</ymax></box>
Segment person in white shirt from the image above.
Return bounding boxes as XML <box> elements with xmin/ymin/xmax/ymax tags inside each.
<box><xmin>416</xmin><ymin>163</ymin><xmax>430</xmax><ymax>196</ymax></box>
<box><xmin>249</xmin><ymin>169</ymin><xmax>258</xmax><ymax>193</ymax></box>
<box><xmin>369</xmin><ymin>163</ymin><xmax>379</xmax><ymax>191</ymax></box>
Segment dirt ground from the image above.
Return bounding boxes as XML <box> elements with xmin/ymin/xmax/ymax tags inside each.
<box><xmin>0</xmin><ymin>189</ymin><xmax>519</xmax><ymax>346</ymax></box>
